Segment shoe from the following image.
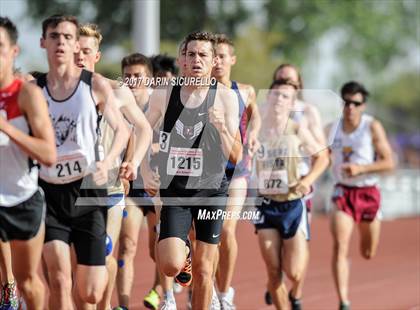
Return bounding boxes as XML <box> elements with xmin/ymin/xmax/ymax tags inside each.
<box><xmin>159</xmin><ymin>298</ymin><xmax>177</xmax><ymax>310</ymax></box>
<box><xmin>1</xmin><ymin>281</ymin><xmax>19</xmax><ymax>310</ymax></box>
<box><xmin>175</xmin><ymin>239</ymin><xmax>192</xmax><ymax>287</ymax></box>
<box><xmin>288</xmin><ymin>291</ymin><xmax>302</xmax><ymax>310</ymax></box>
<box><xmin>144</xmin><ymin>289</ymin><xmax>160</xmax><ymax>310</ymax></box>
<box><xmin>173</xmin><ymin>282</ymin><xmax>183</xmax><ymax>294</ymax></box>
<box><xmin>112</xmin><ymin>307</ymin><xmax>128</xmax><ymax>310</ymax></box>
<box><xmin>264</xmin><ymin>290</ymin><xmax>272</xmax><ymax>305</ymax></box>
<box><xmin>219</xmin><ymin>287</ymin><xmax>235</xmax><ymax>310</ymax></box>
<box><xmin>339</xmin><ymin>301</ymin><xmax>351</xmax><ymax>310</ymax></box>
<box><xmin>210</xmin><ymin>285</ymin><xmax>221</xmax><ymax>310</ymax></box>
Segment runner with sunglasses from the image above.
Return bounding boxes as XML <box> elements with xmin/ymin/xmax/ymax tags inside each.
<box><xmin>326</xmin><ymin>81</ymin><xmax>394</xmax><ymax>310</ymax></box>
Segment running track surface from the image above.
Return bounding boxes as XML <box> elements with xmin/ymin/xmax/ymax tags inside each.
<box><xmin>115</xmin><ymin>216</ymin><xmax>420</xmax><ymax>310</ymax></box>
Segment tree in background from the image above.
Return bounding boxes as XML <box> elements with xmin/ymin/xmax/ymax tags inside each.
<box><xmin>26</xmin><ymin>0</ymin><xmax>419</xmax><ymax>132</ymax></box>
<box><xmin>27</xmin><ymin>0</ymin><xmax>249</xmax><ymax>45</ymax></box>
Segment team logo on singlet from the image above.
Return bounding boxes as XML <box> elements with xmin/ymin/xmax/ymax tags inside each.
<box><xmin>175</xmin><ymin>120</ymin><xmax>203</xmax><ymax>140</ymax></box>
<box><xmin>342</xmin><ymin>146</ymin><xmax>353</xmax><ymax>163</ymax></box>
<box><xmin>52</xmin><ymin>114</ymin><xmax>77</xmax><ymax>147</ymax></box>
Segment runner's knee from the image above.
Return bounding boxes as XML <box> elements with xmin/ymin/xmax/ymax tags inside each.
<box><xmin>192</xmin><ymin>262</ymin><xmax>213</xmax><ymax>284</ymax></box>
<box><xmin>266</xmin><ymin>264</ymin><xmax>282</xmax><ymax>282</ymax></box>
<box><xmin>49</xmin><ymin>271</ymin><xmax>72</xmax><ymax>294</ymax></box>
<box><xmin>119</xmin><ymin>236</ymin><xmax>137</xmax><ymax>259</ymax></box>
<box><xmin>161</xmin><ymin>260</ymin><xmax>184</xmax><ymax>277</ymax></box>
<box><xmin>79</xmin><ymin>286</ymin><xmax>105</xmax><ymax>304</ymax></box>
<box><xmin>16</xmin><ymin>274</ymin><xmax>43</xmax><ymax>296</ymax></box>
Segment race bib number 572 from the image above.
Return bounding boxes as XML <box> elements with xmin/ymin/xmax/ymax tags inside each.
<box><xmin>258</xmin><ymin>170</ymin><xmax>289</xmax><ymax>195</ymax></box>
<box><xmin>167</xmin><ymin>147</ymin><xmax>203</xmax><ymax>177</ymax></box>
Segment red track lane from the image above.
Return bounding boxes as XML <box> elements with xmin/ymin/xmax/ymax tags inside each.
<box><xmin>114</xmin><ymin>216</ymin><xmax>420</xmax><ymax>310</ymax></box>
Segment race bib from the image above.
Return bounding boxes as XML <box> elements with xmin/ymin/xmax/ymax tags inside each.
<box><xmin>46</xmin><ymin>151</ymin><xmax>89</xmax><ymax>182</ymax></box>
<box><xmin>167</xmin><ymin>147</ymin><xmax>203</xmax><ymax>177</ymax></box>
<box><xmin>258</xmin><ymin>169</ymin><xmax>289</xmax><ymax>195</ymax></box>
<box><xmin>0</xmin><ymin>110</ymin><xmax>10</xmax><ymax>146</ymax></box>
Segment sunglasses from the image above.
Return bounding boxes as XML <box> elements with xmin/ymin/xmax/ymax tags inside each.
<box><xmin>343</xmin><ymin>99</ymin><xmax>364</xmax><ymax>107</ymax></box>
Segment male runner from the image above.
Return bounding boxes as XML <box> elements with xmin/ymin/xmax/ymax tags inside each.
<box><xmin>327</xmin><ymin>81</ymin><xmax>394</xmax><ymax>310</ymax></box>
<box><xmin>74</xmin><ymin>24</ymin><xmax>152</xmax><ymax>310</ymax></box>
<box><xmin>0</xmin><ymin>16</ymin><xmax>56</xmax><ymax>310</ymax></box>
<box><xmin>211</xmin><ymin>33</ymin><xmax>261</xmax><ymax>309</ymax></box>
<box><xmin>142</xmin><ymin>31</ymin><xmax>242</xmax><ymax>309</ymax></box>
<box><xmin>37</xmin><ymin>14</ymin><xmax>129</xmax><ymax>309</ymax></box>
<box><xmin>254</xmin><ymin>79</ymin><xmax>328</xmax><ymax>309</ymax></box>
<box><xmin>117</xmin><ymin>52</ymin><xmax>159</xmax><ymax>310</ymax></box>
<box><xmin>265</xmin><ymin>63</ymin><xmax>327</xmax><ymax>309</ymax></box>
<box><xmin>151</xmin><ymin>54</ymin><xmax>178</xmax><ymax>79</ymax></box>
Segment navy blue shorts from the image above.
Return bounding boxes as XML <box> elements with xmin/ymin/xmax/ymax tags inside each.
<box><xmin>253</xmin><ymin>198</ymin><xmax>310</xmax><ymax>240</ymax></box>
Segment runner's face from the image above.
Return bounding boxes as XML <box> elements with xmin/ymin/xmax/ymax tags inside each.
<box><xmin>185</xmin><ymin>40</ymin><xmax>215</xmax><ymax>78</ymax></box>
<box><xmin>275</xmin><ymin>66</ymin><xmax>299</xmax><ymax>85</ymax></box>
<box><xmin>268</xmin><ymin>84</ymin><xmax>296</xmax><ymax>115</ymax></box>
<box><xmin>212</xmin><ymin>43</ymin><xmax>235</xmax><ymax>79</ymax></box>
<box><xmin>75</xmin><ymin>36</ymin><xmax>100</xmax><ymax>71</ymax></box>
<box><xmin>41</xmin><ymin>21</ymin><xmax>79</xmax><ymax>65</ymax></box>
<box><xmin>342</xmin><ymin>92</ymin><xmax>365</xmax><ymax>122</ymax></box>
<box><xmin>0</xmin><ymin>28</ymin><xmax>18</xmax><ymax>80</ymax></box>
<box><xmin>123</xmin><ymin>64</ymin><xmax>149</xmax><ymax>89</ymax></box>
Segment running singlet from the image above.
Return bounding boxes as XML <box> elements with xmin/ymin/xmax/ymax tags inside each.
<box><xmin>0</xmin><ymin>79</ymin><xmax>38</xmax><ymax>206</ymax></box>
<box><xmin>226</xmin><ymin>81</ymin><xmax>249</xmax><ymax>170</ymax></box>
<box><xmin>256</xmin><ymin>121</ymin><xmax>303</xmax><ymax>202</ymax></box>
<box><xmin>290</xmin><ymin>99</ymin><xmax>311</xmax><ymax>176</ymax></box>
<box><xmin>329</xmin><ymin>114</ymin><xmax>378</xmax><ymax>187</ymax></box>
<box><xmin>157</xmin><ymin>82</ymin><xmax>227</xmax><ymax>192</ymax></box>
<box><xmin>37</xmin><ymin>70</ymin><xmax>99</xmax><ymax>184</ymax></box>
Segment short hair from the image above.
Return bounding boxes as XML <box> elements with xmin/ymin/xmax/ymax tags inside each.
<box><xmin>341</xmin><ymin>81</ymin><xmax>370</xmax><ymax>102</ymax></box>
<box><xmin>121</xmin><ymin>53</ymin><xmax>153</xmax><ymax>76</ymax></box>
<box><xmin>178</xmin><ymin>39</ymin><xmax>186</xmax><ymax>56</ymax></box>
<box><xmin>215</xmin><ymin>33</ymin><xmax>234</xmax><ymax>54</ymax></box>
<box><xmin>269</xmin><ymin>78</ymin><xmax>299</xmax><ymax>90</ymax></box>
<box><xmin>79</xmin><ymin>23</ymin><xmax>103</xmax><ymax>47</ymax></box>
<box><xmin>0</xmin><ymin>16</ymin><xmax>18</xmax><ymax>44</ymax></box>
<box><xmin>42</xmin><ymin>14</ymin><xmax>78</xmax><ymax>39</ymax></box>
<box><xmin>272</xmin><ymin>64</ymin><xmax>303</xmax><ymax>89</ymax></box>
<box><xmin>151</xmin><ymin>54</ymin><xmax>178</xmax><ymax>77</ymax></box>
<box><xmin>184</xmin><ymin>31</ymin><xmax>216</xmax><ymax>55</ymax></box>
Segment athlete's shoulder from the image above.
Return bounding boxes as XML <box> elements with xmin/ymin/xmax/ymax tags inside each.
<box><xmin>236</xmin><ymin>82</ymin><xmax>256</xmax><ymax>105</ymax></box>
<box><xmin>17</xmin><ymin>81</ymin><xmax>47</xmax><ymax>113</ymax></box>
<box><xmin>19</xmin><ymin>80</ymin><xmax>43</xmax><ymax>98</ymax></box>
<box><xmin>369</xmin><ymin>116</ymin><xmax>383</xmax><ymax>133</ymax></box>
<box><xmin>216</xmin><ymin>82</ymin><xmax>237</xmax><ymax>103</ymax></box>
<box><xmin>236</xmin><ymin>82</ymin><xmax>255</xmax><ymax>93</ymax></box>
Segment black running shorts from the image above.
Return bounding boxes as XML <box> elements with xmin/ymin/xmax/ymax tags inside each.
<box><xmin>0</xmin><ymin>189</ymin><xmax>45</xmax><ymax>242</ymax></box>
<box><xmin>39</xmin><ymin>178</ymin><xmax>107</xmax><ymax>266</ymax></box>
<box><xmin>159</xmin><ymin>189</ymin><xmax>227</xmax><ymax>244</ymax></box>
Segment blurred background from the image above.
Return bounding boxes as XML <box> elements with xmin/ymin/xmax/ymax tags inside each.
<box><xmin>1</xmin><ymin>0</ymin><xmax>419</xmax><ymax>217</ymax></box>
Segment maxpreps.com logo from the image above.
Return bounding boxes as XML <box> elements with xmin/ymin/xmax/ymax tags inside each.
<box><xmin>197</xmin><ymin>209</ymin><xmax>261</xmax><ymax>221</ymax></box>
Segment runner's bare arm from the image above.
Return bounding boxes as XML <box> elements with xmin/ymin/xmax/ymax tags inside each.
<box><xmin>0</xmin><ymin>82</ymin><xmax>56</xmax><ymax>166</ymax></box>
<box><xmin>139</xmin><ymin>86</ymin><xmax>169</xmax><ymax>195</ymax></box>
<box><xmin>304</xmin><ymin>103</ymin><xmax>327</xmax><ymax>146</ymax></box>
<box><xmin>211</xmin><ymin>86</ymin><xmax>242</xmax><ymax>163</ymax></box>
<box><xmin>93</xmin><ymin>73</ymin><xmax>130</xmax><ymax>166</ymax></box>
<box><xmin>116</xmin><ymin>85</ymin><xmax>152</xmax><ymax>179</ymax></box>
<box><xmin>362</xmin><ymin>120</ymin><xmax>395</xmax><ymax>174</ymax></box>
<box><xmin>241</xmin><ymin>84</ymin><xmax>261</xmax><ymax>155</ymax></box>
<box><xmin>295</xmin><ymin>123</ymin><xmax>329</xmax><ymax>193</ymax></box>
